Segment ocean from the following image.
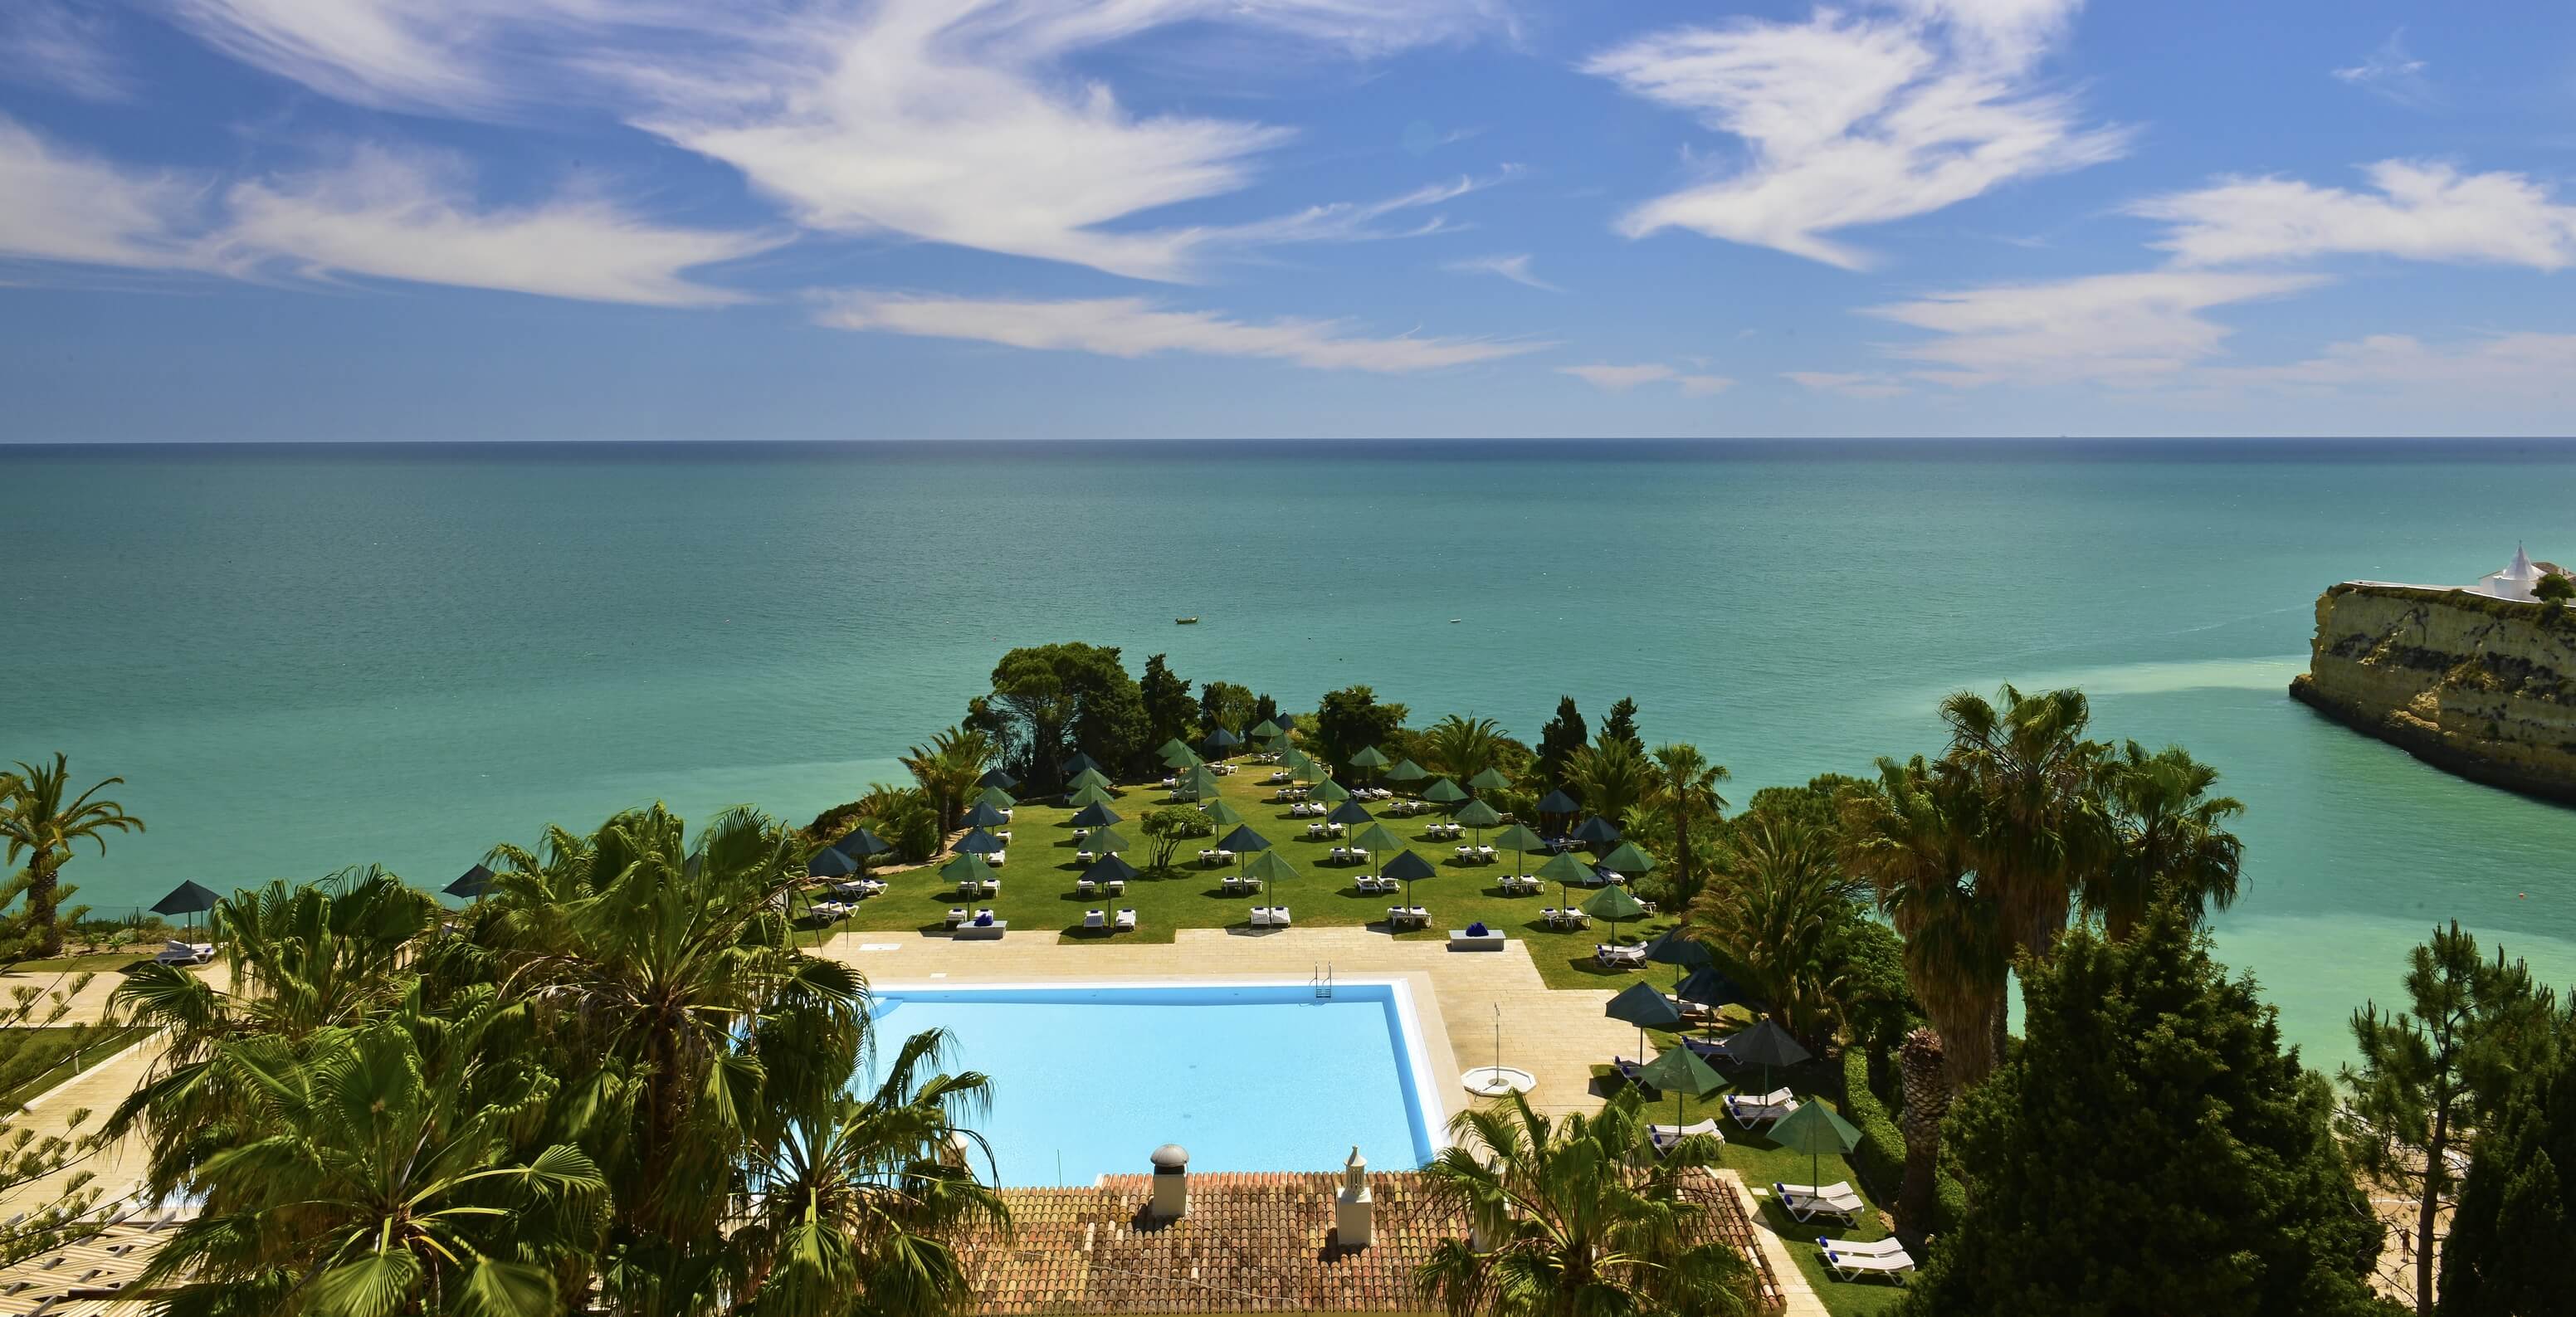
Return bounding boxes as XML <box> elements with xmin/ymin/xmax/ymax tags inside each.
<box><xmin>6</xmin><ymin>440</ymin><xmax>2572</xmax><ymax>1061</ymax></box>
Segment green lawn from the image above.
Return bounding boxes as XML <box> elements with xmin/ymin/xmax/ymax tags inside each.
<box><xmin>814</xmin><ymin>763</ymin><xmax>1900</xmax><ymax>1315</ymax></box>
<box><xmin>1</xmin><ymin>1025</ymin><xmax>149</xmax><ymax>1106</ymax></box>
<box><xmin>817</xmin><ymin>767</ymin><xmax>1677</xmax><ymax>990</ymax></box>
<box><xmin>2</xmin><ymin>949</ymin><xmax>156</xmax><ymax>976</ymax></box>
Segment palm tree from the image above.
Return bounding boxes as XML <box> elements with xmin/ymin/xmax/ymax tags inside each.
<box><xmin>140</xmin><ymin>1002</ymin><xmax>607</xmax><ymax>1317</ymax></box>
<box><xmin>901</xmin><ymin>726</ymin><xmax>993</xmax><ymax>837</ymax></box>
<box><xmin>1564</xmin><ymin>739</ymin><xmax>1653</xmax><ymax>830</ymax></box>
<box><xmin>1422</xmin><ymin>715</ymin><xmax>1508</xmax><ymax>788</ymax></box>
<box><xmin>1930</xmin><ymin>685</ymin><xmax>2114</xmax><ymax>964</ymax></box>
<box><xmin>2089</xmin><ymin>741</ymin><xmax>2245</xmax><ymax>940</ymax></box>
<box><xmin>497</xmin><ymin>805</ymin><xmax>865</xmax><ymax>1254</ymax></box>
<box><xmin>1690</xmin><ymin>818</ymin><xmax>1851</xmax><ymax>1048</ymax></box>
<box><xmin>1416</xmin><ymin>1088</ymin><xmax>1754</xmax><ymax>1317</ymax></box>
<box><xmin>0</xmin><ymin>754</ymin><xmax>144</xmax><ymax>958</ymax></box>
<box><xmin>733</xmin><ymin>1029</ymin><xmax>1010</xmax><ymax>1317</ymax></box>
<box><xmin>1644</xmin><ymin>744</ymin><xmax>1729</xmax><ymax>907</ymax></box>
<box><xmin>1839</xmin><ymin>756</ymin><xmax>2008</xmax><ymax>1241</ymax></box>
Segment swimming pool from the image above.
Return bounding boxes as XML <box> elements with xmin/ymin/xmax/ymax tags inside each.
<box><xmin>861</xmin><ymin>980</ymin><xmax>1447</xmax><ymax>1186</ymax></box>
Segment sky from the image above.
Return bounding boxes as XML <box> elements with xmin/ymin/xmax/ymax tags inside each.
<box><xmin>3</xmin><ymin>1</ymin><xmax>2575</xmax><ymax>441</ymax></box>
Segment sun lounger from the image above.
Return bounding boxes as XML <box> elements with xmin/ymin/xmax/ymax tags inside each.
<box><xmin>1725</xmin><ymin>1089</ymin><xmax>1799</xmax><ymax>1129</ymax></box>
<box><xmin>1820</xmin><ymin>1243</ymin><xmax>1916</xmax><ymax>1284</ymax></box>
<box><xmin>1076</xmin><ymin>851</ymin><xmax>1096</xmax><ymax>865</ymax></box>
<box><xmin>1775</xmin><ymin>1180</ymin><xmax>1866</xmax><ymax>1222</ymax></box>
<box><xmin>1449</xmin><ymin>924</ymin><xmax>1506</xmax><ymax>950</ymax></box>
<box><xmin>155</xmin><ymin>940</ymin><xmax>214</xmax><ymax>966</ymax></box>
<box><xmin>1387</xmin><ymin>905</ymin><xmax>1429</xmax><ymax>928</ymax></box>
<box><xmin>1612</xmin><ymin>1056</ymin><xmax>1650</xmax><ymax>1086</ymax></box>
<box><xmin>1682</xmin><ymin>1035</ymin><xmax>1740</xmax><ymax>1064</ymax></box>
<box><xmin>1650</xmin><ymin>1119</ymin><xmax>1723</xmax><ymax>1151</ymax></box>
<box><xmin>1077</xmin><ymin>878</ymin><xmax>1098</xmax><ymax>895</ymax></box>
<box><xmin>1355</xmin><ymin>875</ymin><xmax>1395</xmax><ymax>894</ymax></box>
<box><xmin>1816</xmin><ymin>1236</ymin><xmax>1907</xmax><ymax>1259</ymax></box>
<box><xmin>856</xmin><ymin>878</ymin><xmax>885</xmax><ymax>897</ymax></box>
<box><xmin>1115</xmin><ymin>908</ymin><xmax>1137</xmax><ymax>930</ymax></box>
<box><xmin>945</xmin><ymin>907</ymin><xmax>968</xmax><ymax>927</ymax></box>
<box><xmin>1083</xmin><ymin>910</ymin><xmax>1107</xmax><ymax>931</ymax></box>
<box><xmin>1102</xmin><ymin>877</ymin><xmax>1125</xmax><ymax>895</ymax></box>
<box><xmin>1596</xmin><ymin>944</ymin><xmax>1648</xmax><ymax>968</ymax></box>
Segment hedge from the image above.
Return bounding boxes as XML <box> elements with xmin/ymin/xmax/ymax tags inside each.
<box><xmin>1840</xmin><ymin>1045</ymin><xmax>1966</xmax><ymax>1237</ymax></box>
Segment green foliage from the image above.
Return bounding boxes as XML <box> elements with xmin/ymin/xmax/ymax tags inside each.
<box><xmin>1534</xmin><ymin>696</ymin><xmax>1587</xmax><ymax>793</ymax></box>
<box><xmin>0</xmin><ymin>973</ymin><xmax>110</xmax><ymax>1269</ymax></box>
<box><xmin>2339</xmin><ymin>921</ymin><xmax>2555</xmax><ymax>1314</ymax></box>
<box><xmin>109</xmin><ymin>807</ymin><xmax>1006</xmax><ymax>1317</ymax></box>
<box><xmin>900</xmin><ymin>725</ymin><xmax>993</xmax><ymax>835</ymax></box>
<box><xmin>1690</xmin><ymin>817</ymin><xmax>1860</xmax><ymax>1048</ymax></box>
<box><xmin>1136</xmin><ymin>805</ymin><xmax>1214</xmax><ymax>874</ymax></box>
<box><xmin>1313</xmin><ymin>685</ymin><xmax>1409</xmax><ymax>778</ymax></box>
<box><xmin>1139</xmin><ymin>654</ymin><xmax>1195</xmax><ymax>751</ymax></box>
<box><xmin>1415</xmin><ymin>1087</ymin><xmax>1758</xmax><ymax>1317</ymax></box>
<box><xmin>0</xmin><ymin>753</ymin><xmax>143</xmax><ymax>960</ymax></box>
<box><xmin>2534</xmin><ymin>572</ymin><xmax>2574</xmax><ymax>606</ymax></box>
<box><xmin>1838</xmin><ymin>1047</ymin><xmax>1906</xmax><ymax>1198</ymax></box>
<box><xmin>978</xmin><ymin>642</ymin><xmax>1150</xmax><ymax>786</ymax></box>
<box><xmin>1197</xmin><ymin>680</ymin><xmax>1256</xmax><ymax>743</ymax></box>
<box><xmin>2440</xmin><ymin>998</ymin><xmax>2576</xmax><ymax>1316</ymax></box>
<box><xmin>1564</xmin><ymin>736</ymin><xmax>1652</xmax><ymax>827</ymax></box>
<box><xmin>1904</xmin><ymin>905</ymin><xmax>2385</xmax><ymax>1317</ymax></box>
<box><xmin>1599</xmin><ymin>697</ymin><xmax>1642</xmax><ymax>754</ymax></box>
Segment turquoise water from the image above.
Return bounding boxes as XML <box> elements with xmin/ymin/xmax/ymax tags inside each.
<box><xmin>864</xmin><ymin>983</ymin><xmax>1437</xmax><ymax>1183</ymax></box>
<box><xmin>5</xmin><ymin>440</ymin><xmax>2574</xmax><ymax>1062</ymax></box>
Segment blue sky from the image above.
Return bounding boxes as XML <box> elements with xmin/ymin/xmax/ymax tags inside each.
<box><xmin>3</xmin><ymin>1</ymin><xmax>2574</xmax><ymax>440</ymax></box>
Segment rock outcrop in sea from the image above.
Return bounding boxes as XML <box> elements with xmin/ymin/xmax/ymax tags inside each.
<box><xmin>2293</xmin><ymin>583</ymin><xmax>2576</xmax><ymax>803</ymax></box>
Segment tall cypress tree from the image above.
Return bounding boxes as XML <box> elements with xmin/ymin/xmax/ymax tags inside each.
<box><xmin>1903</xmin><ymin>904</ymin><xmax>2383</xmax><ymax>1317</ymax></box>
<box><xmin>1535</xmin><ymin>695</ymin><xmax>1587</xmax><ymax>791</ymax></box>
<box><xmin>2438</xmin><ymin>998</ymin><xmax>2574</xmax><ymax>1317</ymax></box>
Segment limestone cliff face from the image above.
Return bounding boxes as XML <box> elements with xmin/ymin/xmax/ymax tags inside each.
<box><xmin>2292</xmin><ymin>583</ymin><xmax>2576</xmax><ymax>802</ymax></box>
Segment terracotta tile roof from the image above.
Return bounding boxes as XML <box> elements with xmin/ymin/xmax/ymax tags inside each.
<box><xmin>960</xmin><ymin>1170</ymin><xmax>1780</xmax><ymax>1314</ymax></box>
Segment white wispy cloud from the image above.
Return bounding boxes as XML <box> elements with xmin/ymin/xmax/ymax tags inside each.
<box><xmin>2132</xmin><ymin>160</ymin><xmax>2576</xmax><ymax>271</ymax></box>
<box><xmin>2</xmin><ymin>2</ymin><xmax>135</xmax><ymax>101</ymax></box>
<box><xmin>1559</xmin><ymin>363</ymin><xmax>1733</xmax><ymax>395</ymax></box>
<box><xmin>0</xmin><ymin>117</ymin><xmax>771</xmax><ymax>305</ymax></box>
<box><xmin>0</xmin><ymin>117</ymin><xmax>210</xmax><ymax>270</ymax></box>
<box><xmin>1443</xmin><ymin>252</ymin><xmax>1561</xmax><ymax>291</ymax></box>
<box><xmin>163</xmin><ymin>0</ymin><xmax>560</xmax><ymax>115</ymax></box>
<box><xmin>1863</xmin><ymin>270</ymin><xmax>2323</xmax><ymax>385</ymax></box>
<box><xmin>2332</xmin><ymin>28</ymin><xmax>2437</xmax><ymax>108</ymax></box>
<box><xmin>1583</xmin><ymin>0</ymin><xmax>2128</xmax><ymax>269</ymax></box>
<box><xmin>815</xmin><ymin>290</ymin><xmax>1541</xmax><ymax>373</ymax></box>
<box><xmin>2203</xmin><ymin>332</ymin><xmax>2576</xmax><ymax>396</ymax></box>
<box><xmin>1783</xmin><ymin>370</ymin><xmax>1910</xmax><ymax>398</ymax></box>
<box><xmin>217</xmin><ymin>147</ymin><xmax>779</xmax><ymax>306</ymax></box>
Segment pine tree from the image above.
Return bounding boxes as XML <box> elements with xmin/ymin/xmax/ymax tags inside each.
<box><xmin>1139</xmin><ymin>654</ymin><xmax>1195</xmax><ymax>751</ymax></box>
<box><xmin>2438</xmin><ymin>998</ymin><xmax>2574</xmax><ymax>1316</ymax></box>
<box><xmin>1601</xmin><ymin>697</ymin><xmax>1642</xmax><ymax>753</ymax></box>
<box><xmin>1903</xmin><ymin>904</ymin><xmax>2383</xmax><ymax>1317</ymax></box>
<box><xmin>1534</xmin><ymin>696</ymin><xmax>1587</xmax><ymax>791</ymax></box>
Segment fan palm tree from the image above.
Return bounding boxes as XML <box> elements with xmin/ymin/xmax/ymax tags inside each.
<box><xmin>2089</xmin><ymin>741</ymin><xmax>2245</xmax><ymax>940</ymax></box>
<box><xmin>109</xmin><ymin>868</ymin><xmax>443</xmax><ymax>1196</ymax></box>
<box><xmin>1564</xmin><ymin>739</ymin><xmax>1653</xmax><ymax>831</ymax></box>
<box><xmin>1422</xmin><ymin>715</ymin><xmax>1508</xmax><ymax>788</ymax></box>
<box><xmin>1644</xmin><ymin>744</ymin><xmax>1729</xmax><ymax>907</ymax></box>
<box><xmin>0</xmin><ymin>754</ymin><xmax>144</xmax><ymax>958</ymax></box>
<box><xmin>733</xmin><ymin>1029</ymin><xmax>1010</xmax><ymax>1317</ymax></box>
<box><xmin>1690</xmin><ymin>818</ymin><xmax>1851</xmax><ymax>1047</ymax></box>
<box><xmin>900</xmin><ymin>727</ymin><xmax>993</xmax><ymax>837</ymax></box>
<box><xmin>140</xmin><ymin>1001</ymin><xmax>606</xmax><ymax>1317</ymax></box>
<box><xmin>1930</xmin><ymin>685</ymin><xmax>2114</xmax><ymax>964</ymax></box>
<box><xmin>1416</xmin><ymin>1088</ymin><xmax>1754</xmax><ymax>1317</ymax></box>
<box><xmin>500</xmin><ymin>805</ymin><xmax>865</xmax><ymax>1253</ymax></box>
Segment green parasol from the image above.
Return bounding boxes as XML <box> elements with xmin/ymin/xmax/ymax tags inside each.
<box><xmin>976</xmin><ymin>785</ymin><xmax>1016</xmax><ymax>810</ymax></box>
<box><xmin>1422</xmin><ymin>777</ymin><xmax>1468</xmax><ymax>807</ymax></box>
<box><xmin>1490</xmin><ymin>823</ymin><xmax>1549</xmax><ymax>876</ymax></box>
<box><xmin>1597</xmin><ymin>841</ymin><xmax>1658</xmax><ymax>876</ymax></box>
<box><xmin>938</xmin><ymin>853</ymin><xmax>993</xmax><ymax>886</ymax></box>
<box><xmin>1245</xmin><ymin>850</ymin><xmax>1300</xmax><ymax>885</ymax></box>
<box><xmin>1201</xmin><ymin>798</ymin><xmax>1247</xmax><ymax>829</ymax></box>
<box><xmin>1607</xmin><ymin>980</ymin><xmax>1683</xmax><ymax>1061</ymax></box>
<box><xmin>1535</xmin><ymin>850</ymin><xmax>1593</xmax><ymax>910</ymax></box>
<box><xmin>1085</xmin><ymin>826</ymin><xmax>1132</xmax><ymax>855</ymax></box>
<box><xmin>1466</xmin><ymin>766</ymin><xmax>1512</xmax><ymax>794</ymax></box>
<box><xmin>1249</xmin><ymin>719</ymin><xmax>1285</xmax><ymax>743</ymax></box>
<box><xmin>1767</xmin><ymin>1096</ymin><xmax>1863</xmax><ymax>1188</ymax></box>
<box><xmin>1451</xmin><ymin>798</ymin><xmax>1502</xmax><ymax>843</ymax></box>
<box><xmin>1308</xmin><ymin>778</ymin><xmax>1351</xmax><ymax>804</ymax></box>
<box><xmin>1583</xmin><ymin>883</ymin><xmax>1647</xmax><ymax>946</ymax></box>
<box><xmin>1383</xmin><ymin>758</ymin><xmax>1429</xmax><ymax>784</ymax></box>
<box><xmin>1068</xmin><ymin>767</ymin><xmax>1112</xmax><ymax>792</ymax></box>
<box><xmin>1351</xmin><ymin>821</ymin><xmax>1407</xmax><ymax>859</ymax></box>
<box><xmin>1637</xmin><ymin>1045</ymin><xmax>1729</xmax><ymax>1132</ymax></box>
<box><xmin>1067</xmin><ymin>783</ymin><xmax>1115</xmax><ymax>809</ymax></box>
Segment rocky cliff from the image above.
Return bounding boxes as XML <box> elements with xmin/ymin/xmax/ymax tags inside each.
<box><xmin>2292</xmin><ymin>583</ymin><xmax>2576</xmax><ymax>802</ymax></box>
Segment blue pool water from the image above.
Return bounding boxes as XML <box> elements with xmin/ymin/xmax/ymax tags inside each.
<box><xmin>862</xmin><ymin>982</ymin><xmax>1443</xmax><ymax>1186</ymax></box>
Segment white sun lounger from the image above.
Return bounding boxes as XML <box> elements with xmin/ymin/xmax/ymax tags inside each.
<box><xmin>1649</xmin><ymin>1119</ymin><xmax>1723</xmax><ymax>1151</ymax></box>
<box><xmin>156</xmin><ymin>940</ymin><xmax>213</xmax><ymax>966</ymax></box>
<box><xmin>1820</xmin><ymin>1243</ymin><xmax>1915</xmax><ymax>1284</ymax></box>
<box><xmin>1725</xmin><ymin>1089</ymin><xmax>1799</xmax><ymax>1129</ymax></box>
<box><xmin>1083</xmin><ymin>910</ymin><xmax>1107</xmax><ymax>931</ymax></box>
<box><xmin>1775</xmin><ymin>1179</ymin><xmax>1865</xmax><ymax>1222</ymax></box>
<box><xmin>1816</xmin><ymin>1236</ymin><xmax>1906</xmax><ymax>1259</ymax></box>
<box><xmin>1115</xmin><ymin>908</ymin><xmax>1138</xmax><ymax>930</ymax></box>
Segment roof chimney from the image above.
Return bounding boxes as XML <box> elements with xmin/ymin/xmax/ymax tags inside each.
<box><xmin>1334</xmin><ymin>1145</ymin><xmax>1373</xmax><ymax>1248</ymax></box>
<box><xmin>1149</xmin><ymin>1144</ymin><xmax>1188</xmax><ymax>1220</ymax></box>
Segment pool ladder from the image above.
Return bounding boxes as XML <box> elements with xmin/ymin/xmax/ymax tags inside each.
<box><xmin>1311</xmin><ymin>963</ymin><xmax>1334</xmax><ymax>999</ymax></box>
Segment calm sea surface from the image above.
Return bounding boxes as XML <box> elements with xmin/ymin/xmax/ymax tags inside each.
<box><xmin>6</xmin><ymin>440</ymin><xmax>2573</xmax><ymax>1061</ymax></box>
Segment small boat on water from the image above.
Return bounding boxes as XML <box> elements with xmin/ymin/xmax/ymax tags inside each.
<box><xmin>1175</xmin><ymin>616</ymin><xmax>1199</xmax><ymax>625</ymax></box>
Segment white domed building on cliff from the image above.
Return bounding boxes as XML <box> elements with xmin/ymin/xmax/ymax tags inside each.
<box><xmin>2466</xmin><ymin>544</ymin><xmax>2569</xmax><ymax>602</ymax></box>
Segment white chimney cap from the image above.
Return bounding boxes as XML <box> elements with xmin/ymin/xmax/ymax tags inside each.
<box><xmin>1150</xmin><ymin>1144</ymin><xmax>1189</xmax><ymax>1171</ymax></box>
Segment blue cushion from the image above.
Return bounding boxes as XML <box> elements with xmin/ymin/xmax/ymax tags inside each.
<box><xmin>1466</xmin><ymin>921</ymin><xmax>1490</xmax><ymax>936</ymax></box>
<box><xmin>974</xmin><ymin>913</ymin><xmax>993</xmax><ymax>926</ymax></box>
